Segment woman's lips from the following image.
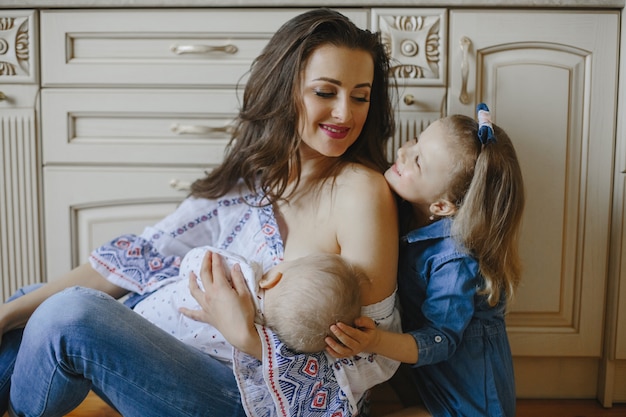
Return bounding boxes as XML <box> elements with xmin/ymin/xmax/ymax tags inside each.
<box><xmin>320</xmin><ymin>124</ymin><xmax>349</xmax><ymax>139</ymax></box>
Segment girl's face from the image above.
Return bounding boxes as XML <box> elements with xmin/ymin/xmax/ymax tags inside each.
<box><xmin>384</xmin><ymin>120</ymin><xmax>456</xmax><ymax>215</ymax></box>
<box><xmin>298</xmin><ymin>45</ymin><xmax>374</xmax><ymax>160</ymax></box>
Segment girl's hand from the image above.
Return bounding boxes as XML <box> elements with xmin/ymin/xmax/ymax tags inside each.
<box><xmin>325</xmin><ymin>316</ymin><xmax>379</xmax><ymax>358</ymax></box>
<box><xmin>180</xmin><ymin>251</ymin><xmax>261</xmax><ymax>359</ymax></box>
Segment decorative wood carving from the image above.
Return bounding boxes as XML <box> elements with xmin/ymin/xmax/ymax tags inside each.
<box><xmin>374</xmin><ymin>10</ymin><xmax>446</xmax><ymax>86</ymax></box>
<box><xmin>0</xmin><ymin>13</ymin><xmax>33</xmax><ymax>82</ymax></box>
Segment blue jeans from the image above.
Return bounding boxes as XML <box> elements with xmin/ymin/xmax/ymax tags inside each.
<box><xmin>6</xmin><ymin>286</ymin><xmax>247</xmax><ymax>417</ymax></box>
<box><xmin>0</xmin><ymin>285</ymin><xmax>39</xmax><ymax>413</ymax></box>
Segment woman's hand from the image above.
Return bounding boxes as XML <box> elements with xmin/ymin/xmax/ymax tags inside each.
<box><xmin>325</xmin><ymin>316</ymin><xmax>379</xmax><ymax>358</ymax></box>
<box><xmin>180</xmin><ymin>251</ymin><xmax>262</xmax><ymax>359</ymax></box>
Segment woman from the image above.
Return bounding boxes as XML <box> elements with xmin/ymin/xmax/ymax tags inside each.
<box><xmin>0</xmin><ymin>8</ymin><xmax>400</xmax><ymax>416</ymax></box>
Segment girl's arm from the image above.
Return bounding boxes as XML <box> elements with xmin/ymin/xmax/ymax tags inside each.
<box><xmin>328</xmin><ymin>316</ymin><xmax>418</xmax><ymax>363</ymax></box>
<box><xmin>329</xmin><ymin>255</ymin><xmax>480</xmax><ymax>366</ymax></box>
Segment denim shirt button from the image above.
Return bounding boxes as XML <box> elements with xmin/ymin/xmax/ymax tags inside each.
<box><xmin>434</xmin><ymin>335</ymin><xmax>442</xmax><ymax>343</ymax></box>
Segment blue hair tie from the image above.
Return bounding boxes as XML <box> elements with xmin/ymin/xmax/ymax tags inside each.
<box><xmin>476</xmin><ymin>103</ymin><xmax>496</xmax><ymax>145</ymax></box>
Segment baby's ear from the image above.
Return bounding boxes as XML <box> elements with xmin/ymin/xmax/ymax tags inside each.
<box><xmin>259</xmin><ymin>271</ymin><xmax>283</xmax><ymax>289</ymax></box>
<box><xmin>429</xmin><ymin>199</ymin><xmax>457</xmax><ymax>217</ymax></box>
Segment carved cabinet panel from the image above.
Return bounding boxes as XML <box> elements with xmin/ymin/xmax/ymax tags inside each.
<box><xmin>0</xmin><ymin>10</ymin><xmax>36</xmax><ymax>83</ymax></box>
<box><xmin>0</xmin><ymin>10</ymin><xmax>41</xmax><ymax>302</ymax></box>
<box><xmin>372</xmin><ymin>8</ymin><xmax>447</xmax><ymax>160</ymax></box>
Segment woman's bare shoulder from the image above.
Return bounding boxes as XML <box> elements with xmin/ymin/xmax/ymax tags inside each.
<box><xmin>333</xmin><ymin>163</ymin><xmax>398</xmax><ymax>303</ymax></box>
<box><xmin>335</xmin><ymin>163</ymin><xmax>393</xmax><ymax>201</ymax></box>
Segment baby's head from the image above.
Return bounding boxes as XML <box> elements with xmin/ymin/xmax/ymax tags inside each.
<box><xmin>261</xmin><ymin>253</ymin><xmax>366</xmax><ymax>353</ymax></box>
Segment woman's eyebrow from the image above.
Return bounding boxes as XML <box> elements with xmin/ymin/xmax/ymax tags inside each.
<box><xmin>313</xmin><ymin>77</ymin><xmax>372</xmax><ymax>89</ymax></box>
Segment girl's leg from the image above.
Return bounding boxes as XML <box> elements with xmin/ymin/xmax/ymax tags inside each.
<box><xmin>9</xmin><ymin>286</ymin><xmax>246</xmax><ymax>417</ymax></box>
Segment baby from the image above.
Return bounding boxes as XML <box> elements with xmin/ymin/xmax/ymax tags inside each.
<box><xmin>134</xmin><ymin>246</ymin><xmax>365</xmax><ymax>362</ymax></box>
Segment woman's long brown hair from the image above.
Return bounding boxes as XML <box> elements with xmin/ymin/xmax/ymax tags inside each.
<box><xmin>190</xmin><ymin>8</ymin><xmax>395</xmax><ymax>204</ymax></box>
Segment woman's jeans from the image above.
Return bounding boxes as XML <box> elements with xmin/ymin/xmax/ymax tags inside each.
<box><xmin>2</xmin><ymin>286</ymin><xmax>247</xmax><ymax>417</ymax></box>
<box><xmin>0</xmin><ymin>285</ymin><xmax>39</xmax><ymax>413</ymax></box>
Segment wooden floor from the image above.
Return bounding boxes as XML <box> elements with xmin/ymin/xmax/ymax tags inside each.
<box><xmin>65</xmin><ymin>393</ymin><xmax>120</xmax><ymax>417</ymax></box>
<box><xmin>68</xmin><ymin>390</ymin><xmax>626</xmax><ymax>417</ymax></box>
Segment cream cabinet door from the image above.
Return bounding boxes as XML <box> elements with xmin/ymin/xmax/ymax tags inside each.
<box><xmin>449</xmin><ymin>10</ymin><xmax>619</xmax><ymax>397</ymax></box>
<box><xmin>43</xmin><ymin>167</ymin><xmax>205</xmax><ymax>281</ymax></box>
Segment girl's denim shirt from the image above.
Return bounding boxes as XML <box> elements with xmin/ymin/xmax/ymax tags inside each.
<box><xmin>398</xmin><ymin>218</ymin><xmax>506</xmax><ymax>367</ymax></box>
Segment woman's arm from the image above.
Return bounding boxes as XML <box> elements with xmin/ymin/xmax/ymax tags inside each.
<box><xmin>180</xmin><ymin>251</ymin><xmax>262</xmax><ymax>360</ymax></box>
<box><xmin>0</xmin><ymin>263</ymin><xmax>127</xmax><ymax>337</ymax></box>
<box><xmin>335</xmin><ymin>166</ymin><xmax>398</xmax><ymax>305</ymax></box>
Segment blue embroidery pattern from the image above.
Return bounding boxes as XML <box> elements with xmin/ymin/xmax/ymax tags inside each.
<box><xmin>237</xmin><ymin>327</ymin><xmax>354</xmax><ymax>417</ymax></box>
<box><xmin>92</xmin><ymin>235</ymin><xmax>181</xmax><ymax>292</ymax></box>
<box><xmin>91</xmin><ymin>191</ymin><xmax>285</xmax><ymax>306</ymax></box>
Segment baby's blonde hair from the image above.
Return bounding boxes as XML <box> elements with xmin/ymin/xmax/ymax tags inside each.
<box><xmin>263</xmin><ymin>253</ymin><xmax>365</xmax><ymax>353</ymax></box>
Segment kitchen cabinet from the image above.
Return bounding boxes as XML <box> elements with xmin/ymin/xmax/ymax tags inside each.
<box><xmin>447</xmin><ymin>9</ymin><xmax>619</xmax><ymax>398</ymax></box>
<box><xmin>601</xmin><ymin>7</ymin><xmax>626</xmax><ymax>406</ymax></box>
<box><xmin>1</xmin><ymin>2</ymin><xmax>623</xmax><ymax>403</ymax></box>
<box><xmin>0</xmin><ymin>10</ymin><xmax>42</xmax><ymax>302</ymax></box>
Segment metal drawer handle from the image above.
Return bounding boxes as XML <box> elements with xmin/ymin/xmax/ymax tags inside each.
<box><xmin>169</xmin><ymin>179</ymin><xmax>191</xmax><ymax>191</ymax></box>
<box><xmin>403</xmin><ymin>94</ymin><xmax>415</xmax><ymax>106</ymax></box>
<box><xmin>459</xmin><ymin>36</ymin><xmax>472</xmax><ymax>105</ymax></box>
<box><xmin>170</xmin><ymin>44</ymin><xmax>238</xmax><ymax>55</ymax></box>
<box><xmin>0</xmin><ymin>91</ymin><xmax>6</xmax><ymax>101</ymax></box>
<box><xmin>171</xmin><ymin>123</ymin><xmax>233</xmax><ymax>135</ymax></box>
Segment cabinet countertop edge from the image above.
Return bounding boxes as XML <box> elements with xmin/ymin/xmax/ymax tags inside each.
<box><xmin>0</xmin><ymin>0</ymin><xmax>624</xmax><ymax>9</ymax></box>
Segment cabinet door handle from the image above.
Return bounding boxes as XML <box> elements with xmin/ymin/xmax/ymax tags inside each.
<box><xmin>459</xmin><ymin>36</ymin><xmax>472</xmax><ymax>105</ymax></box>
<box><xmin>169</xmin><ymin>179</ymin><xmax>191</xmax><ymax>191</ymax></box>
<box><xmin>0</xmin><ymin>91</ymin><xmax>6</xmax><ymax>101</ymax></box>
<box><xmin>403</xmin><ymin>94</ymin><xmax>415</xmax><ymax>106</ymax></box>
<box><xmin>171</xmin><ymin>123</ymin><xmax>233</xmax><ymax>135</ymax></box>
<box><xmin>170</xmin><ymin>44</ymin><xmax>238</xmax><ymax>55</ymax></box>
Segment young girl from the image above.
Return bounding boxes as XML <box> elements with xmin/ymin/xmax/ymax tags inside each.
<box><xmin>327</xmin><ymin>104</ymin><xmax>525</xmax><ymax>417</ymax></box>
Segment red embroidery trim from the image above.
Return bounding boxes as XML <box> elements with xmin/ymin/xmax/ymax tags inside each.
<box><xmin>262</xmin><ymin>326</ymin><xmax>288</xmax><ymax>417</ymax></box>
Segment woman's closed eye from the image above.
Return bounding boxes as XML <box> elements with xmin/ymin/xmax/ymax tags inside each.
<box><xmin>314</xmin><ymin>89</ymin><xmax>370</xmax><ymax>103</ymax></box>
<box><xmin>352</xmin><ymin>94</ymin><xmax>370</xmax><ymax>103</ymax></box>
<box><xmin>314</xmin><ymin>90</ymin><xmax>335</xmax><ymax>98</ymax></box>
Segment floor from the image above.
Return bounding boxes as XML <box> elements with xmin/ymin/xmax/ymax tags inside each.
<box><xmin>64</xmin><ymin>390</ymin><xmax>626</xmax><ymax>417</ymax></box>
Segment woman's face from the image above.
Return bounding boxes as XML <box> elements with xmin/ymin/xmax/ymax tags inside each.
<box><xmin>298</xmin><ymin>45</ymin><xmax>374</xmax><ymax>159</ymax></box>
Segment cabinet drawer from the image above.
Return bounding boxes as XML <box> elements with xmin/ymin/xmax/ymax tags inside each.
<box><xmin>40</xmin><ymin>8</ymin><xmax>368</xmax><ymax>87</ymax></box>
<box><xmin>43</xmin><ymin>166</ymin><xmax>204</xmax><ymax>280</ymax></box>
<box><xmin>41</xmin><ymin>88</ymin><xmax>242</xmax><ymax>166</ymax></box>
